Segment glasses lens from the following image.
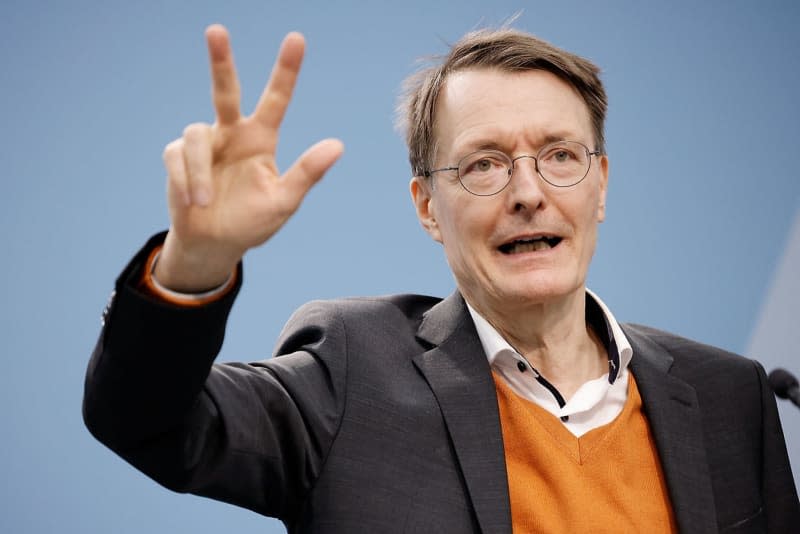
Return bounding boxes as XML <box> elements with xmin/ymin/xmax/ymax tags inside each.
<box><xmin>457</xmin><ymin>150</ymin><xmax>512</xmax><ymax>195</ymax></box>
<box><xmin>537</xmin><ymin>141</ymin><xmax>590</xmax><ymax>187</ymax></box>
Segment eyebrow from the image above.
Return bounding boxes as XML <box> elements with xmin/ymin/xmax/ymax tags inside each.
<box><xmin>454</xmin><ymin>131</ymin><xmax>580</xmax><ymax>159</ymax></box>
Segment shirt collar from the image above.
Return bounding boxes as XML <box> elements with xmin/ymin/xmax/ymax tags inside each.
<box><xmin>465</xmin><ymin>289</ymin><xmax>633</xmax><ymax>384</ymax></box>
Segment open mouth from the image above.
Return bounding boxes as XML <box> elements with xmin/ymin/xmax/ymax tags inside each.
<box><xmin>498</xmin><ymin>236</ymin><xmax>562</xmax><ymax>254</ymax></box>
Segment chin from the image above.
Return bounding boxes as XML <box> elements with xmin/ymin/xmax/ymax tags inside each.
<box><xmin>496</xmin><ymin>275</ymin><xmax>582</xmax><ymax>305</ymax></box>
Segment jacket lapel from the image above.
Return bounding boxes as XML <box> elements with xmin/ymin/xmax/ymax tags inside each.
<box><xmin>413</xmin><ymin>292</ymin><xmax>512</xmax><ymax>534</ymax></box>
<box><xmin>624</xmin><ymin>325</ymin><xmax>718</xmax><ymax>533</ymax></box>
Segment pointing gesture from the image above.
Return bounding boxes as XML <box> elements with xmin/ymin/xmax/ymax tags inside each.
<box><xmin>156</xmin><ymin>25</ymin><xmax>344</xmax><ymax>292</ymax></box>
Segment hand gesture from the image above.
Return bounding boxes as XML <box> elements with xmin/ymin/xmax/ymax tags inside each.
<box><xmin>156</xmin><ymin>25</ymin><xmax>343</xmax><ymax>292</ymax></box>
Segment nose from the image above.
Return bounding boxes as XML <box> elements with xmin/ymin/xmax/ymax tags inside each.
<box><xmin>506</xmin><ymin>155</ymin><xmax>545</xmax><ymax>212</ymax></box>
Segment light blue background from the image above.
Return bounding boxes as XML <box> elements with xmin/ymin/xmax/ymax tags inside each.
<box><xmin>2</xmin><ymin>1</ymin><xmax>798</xmax><ymax>532</ymax></box>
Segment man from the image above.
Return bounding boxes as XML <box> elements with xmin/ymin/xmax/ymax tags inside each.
<box><xmin>83</xmin><ymin>24</ymin><xmax>798</xmax><ymax>533</ymax></box>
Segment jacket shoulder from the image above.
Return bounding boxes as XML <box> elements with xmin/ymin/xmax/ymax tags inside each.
<box><xmin>273</xmin><ymin>294</ymin><xmax>443</xmax><ymax>354</ymax></box>
<box><xmin>622</xmin><ymin>322</ymin><xmax>762</xmax><ymax>382</ymax></box>
<box><xmin>623</xmin><ymin>322</ymin><xmax>749</xmax><ymax>362</ymax></box>
<box><xmin>282</xmin><ymin>294</ymin><xmax>442</xmax><ymax>330</ymax></box>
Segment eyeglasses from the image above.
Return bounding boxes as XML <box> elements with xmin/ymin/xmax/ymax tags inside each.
<box><xmin>424</xmin><ymin>141</ymin><xmax>601</xmax><ymax>196</ymax></box>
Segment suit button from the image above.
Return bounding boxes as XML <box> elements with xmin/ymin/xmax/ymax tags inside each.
<box><xmin>517</xmin><ymin>361</ymin><xmax>526</xmax><ymax>372</ymax></box>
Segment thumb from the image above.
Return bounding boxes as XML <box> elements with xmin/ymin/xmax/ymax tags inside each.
<box><xmin>280</xmin><ymin>138</ymin><xmax>344</xmax><ymax>209</ymax></box>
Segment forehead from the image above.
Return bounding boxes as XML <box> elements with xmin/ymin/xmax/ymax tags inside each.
<box><xmin>434</xmin><ymin>68</ymin><xmax>593</xmax><ymax>156</ymax></box>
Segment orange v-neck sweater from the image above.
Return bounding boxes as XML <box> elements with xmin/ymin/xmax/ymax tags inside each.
<box><xmin>493</xmin><ymin>373</ymin><xmax>677</xmax><ymax>533</ymax></box>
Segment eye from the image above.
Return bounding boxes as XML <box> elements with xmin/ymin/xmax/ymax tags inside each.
<box><xmin>544</xmin><ymin>148</ymin><xmax>577</xmax><ymax>164</ymax></box>
<box><xmin>554</xmin><ymin>150</ymin><xmax>572</xmax><ymax>162</ymax></box>
<box><xmin>461</xmin><ymin>151</ymin><xmax>508</xmax><ymax>175</ymax></box>
<box><xmin>473</xmin><ymin>158</ymin><xmax>494</xmax><ymax>172</ymax></box>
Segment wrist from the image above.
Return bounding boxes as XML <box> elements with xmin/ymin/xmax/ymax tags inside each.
<box><xmin>154</xmin><ymin>231</ymin><xmax>240</xmax><ymax>293</ymax></box>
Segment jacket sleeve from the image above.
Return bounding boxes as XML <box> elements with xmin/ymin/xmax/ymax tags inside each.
<box><xmin>82</xmin><ymin>233</ymin><xmax>347</xmax><ymax>521</ymax></box>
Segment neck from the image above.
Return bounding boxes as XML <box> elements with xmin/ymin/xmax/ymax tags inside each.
<box><xmin>468</xmin><ymin>288</ymin><xmax>608</xmax><ymax>400</ymax></box>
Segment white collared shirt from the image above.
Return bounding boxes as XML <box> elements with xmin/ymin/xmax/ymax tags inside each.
<box><xmin>466</xmin><ymin>289</ymin><xmax>633</xmax><ymax>437</ymax></box>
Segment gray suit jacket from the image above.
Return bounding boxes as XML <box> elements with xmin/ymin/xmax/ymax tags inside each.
<box><xmin>84</xmin><ymin>234</ymin><xmax>799</xmax><ymax>533</ymax></box>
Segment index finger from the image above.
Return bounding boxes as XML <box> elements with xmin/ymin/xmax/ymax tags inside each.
<box><xmin>206</xmin><ymin>24</ymin><xmax>241</xmax><ymax>125</ymax></box>
<box><xmin>252</xmin><ymin>32</ymin><xmax>305</xmax><ymax>129</ymax></box>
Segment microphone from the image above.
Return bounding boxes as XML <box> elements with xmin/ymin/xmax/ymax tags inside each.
<box><xmin>768</xmin><ymin>368</ymin><xmax>800</xmax><ymax>408</ymax></box>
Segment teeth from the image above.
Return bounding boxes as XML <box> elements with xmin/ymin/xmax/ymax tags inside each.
<box><xmin>498</xmin><ymin>236</ymin><xmax>561</xmax><ymax>254</ymax></box>
<box><xmin>510</xmin><ymin>239</ymin><xmax>551</xmax><ymax>253</ymax></box>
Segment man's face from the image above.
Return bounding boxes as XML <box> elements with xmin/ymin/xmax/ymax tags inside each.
<box><xmin>411</xmin><ymin>68</ymin><xmax>608</xmax><ymax>315</ymax></box>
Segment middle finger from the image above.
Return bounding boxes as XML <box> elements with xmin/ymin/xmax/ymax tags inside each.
<box><xmin>252</xmin><ymin>32</ymin><xmax>305</xmax><ymax>130</ymax></box>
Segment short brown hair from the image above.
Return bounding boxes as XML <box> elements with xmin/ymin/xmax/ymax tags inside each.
<box><xmin>397</xmin><ymin>28</ymin><xmax>608</xmax><ymax>177</ymax></box>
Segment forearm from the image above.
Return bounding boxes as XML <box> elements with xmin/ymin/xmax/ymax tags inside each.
<box><xmin>82</xmin><ymin>232</ymin><xmax>241</xmax><ymax>452</ymax></box>
<box><xmin>82</xmin><ymin>237</ymin><xmax>346</xmax><ymax>517</ymax></box>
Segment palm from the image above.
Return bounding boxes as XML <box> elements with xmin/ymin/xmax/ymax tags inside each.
<box><xmin>171</xmin><ymin>120</ymin><xmax>283</xmax><ymax>250</ymax></box>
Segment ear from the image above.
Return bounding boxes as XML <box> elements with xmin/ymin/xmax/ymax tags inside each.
<box><xmin>596</xmin><ymin>155</ymin><xmax>609</xmax><ymax>223</ymax></box>
<box><xmin>410</xmin><ymin>176</ymin><xmax>442</xmax><ymax>243</ymax></box>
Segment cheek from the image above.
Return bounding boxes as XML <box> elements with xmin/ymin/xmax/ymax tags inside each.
<box><xmin>434</xmin><ymin>195</ymin><xmax>467</xmax><ymax>239</ymax></box>
<box><xmin>437</xmin><ymin>199</ymin><xmax>492</xmax><ymax>259</ymax></box>
<box><xmin>575</xmin><ymin>184</ymin><xmax>603</xmax><ymax>224</ymax></box>
<box><xmin>559</xmin><ymin>189</ymin><xmax>601</xmax><ymax>251</ymax></box>
<box><xmin>577</xmin><ymin>198</ymin><xmax>601</xmax><ymax>257</ymax></box>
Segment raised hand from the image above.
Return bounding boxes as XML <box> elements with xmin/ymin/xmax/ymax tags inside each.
<box><xmin>155</xmin><ymin>25</ymin><xmax>343</xmax><ymax>292</ymax></box>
